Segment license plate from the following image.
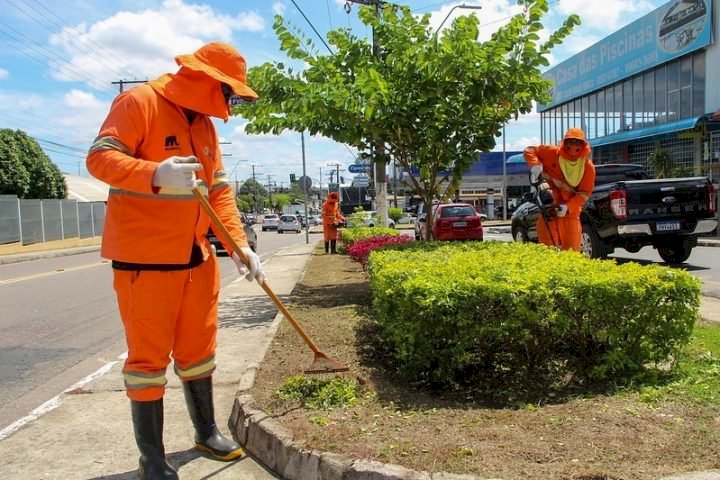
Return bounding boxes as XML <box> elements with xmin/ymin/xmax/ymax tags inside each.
<box><xmin>453</xmin><ymin>221</ymin><xmax>467</xmax><ymax>228</ymax></box>
<box><xmin>656</xmin><ymin>221</ymin><xmax>680</xmax><ymax>232</ymax></box>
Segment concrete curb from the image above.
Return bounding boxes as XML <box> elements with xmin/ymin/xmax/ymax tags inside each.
<box><xmin>230</xmin><ymin>394</ymin><xmax>488</xmax><ymax>480</ymax></box>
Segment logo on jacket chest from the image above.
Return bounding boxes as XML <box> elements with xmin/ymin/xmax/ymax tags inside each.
<box><xmin>164</xmin><ymin>135</ymin><xmax>181</xmax><ymax>151</ymax></box>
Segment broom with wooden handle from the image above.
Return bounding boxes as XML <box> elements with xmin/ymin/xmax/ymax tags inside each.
<box><xmin>192</xmin><ymin>187</ymin><xmax>349</xmax><ymax>374</ymax></box>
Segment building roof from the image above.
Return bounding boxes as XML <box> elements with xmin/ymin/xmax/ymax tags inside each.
<box><xmin>64</xmin><ymin>174</ymin><xmax>109</xmax><ymax>202</ymax></box>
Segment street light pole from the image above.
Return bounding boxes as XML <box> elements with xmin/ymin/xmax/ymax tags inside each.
<box><xmin>435</xmin><ymin>4</ymin><xmax>482</xmax><ymax>34</ymax></box>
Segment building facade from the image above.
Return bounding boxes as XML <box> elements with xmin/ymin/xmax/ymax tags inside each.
<box><xmin>539</xmin><ymin>0</ymin><xmax>720</xmax><ymax>179</ymax></box>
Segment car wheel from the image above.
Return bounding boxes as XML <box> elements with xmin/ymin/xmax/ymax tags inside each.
<box><xmin>580</xmin><ymin>223</ymin><xmax>606</xmax><ymax>259</ymax></box>
<box><xmin>262</xmin><ymin>227</ymin><xmax>266</xmax><ymax>232</ymax></box>
<box><xmin>512</xmin><ymin>226</ymin><xmax>529</xmax><ymax>243</ymax></box>
<box><xmin>658</xmin><ymin>241</ymin><xmax>693</xmax><ymax>264</ymax></box>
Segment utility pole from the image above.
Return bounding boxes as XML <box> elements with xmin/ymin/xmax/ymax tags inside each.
<box><xmin>111</xmin><ymin>79</ymin><xmax>148</xmax><ymax>93</ymax></box>
<box><xmin>250</xmin><ymin>164</ymin><xmax>262</xmax><ymax>213</ymax></box>
<box><xmin>266</xmin><ymin>175</ymin><xmax>275</xmax><ymax>212</ymax></box>
<box><xmin>345</xmin><ymin>0</ymin><xmax>389</xmax><ymax>225</ymax></box>
<box><xmin>301</xmin><ymin>132</ymin><xmax>310</xmax><ymax>244</ymax></box>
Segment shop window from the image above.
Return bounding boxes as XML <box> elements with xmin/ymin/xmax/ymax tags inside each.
<box><xmin>655</xmin><ymin>66</ymin><xmax>666</xmax><ymax>124</ymax></box>
<box><xmin>693</xmin><ymin>52</ymin><xmax>705</xmax><ymax>117</ymax></box>
<box><xmin>643</xmin><ymin>71</ymin><xmax>654</xmax><ymax>127</ymax></box>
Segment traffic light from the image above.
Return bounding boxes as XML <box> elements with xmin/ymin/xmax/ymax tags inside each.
<box><xmin>290</xmin><ymin>173</ymin><xmax>296</xmax><ymax>183</ymax></box>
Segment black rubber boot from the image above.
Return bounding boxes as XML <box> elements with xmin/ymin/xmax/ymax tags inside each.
<box><xmin>182</xmin><ymin>377</ymin><xmax>245</xmax><ymax>461</ymax></box>
<box><xmin>130</xmin><ymin>399</ymin><xmax>178</xmax><ymax>480</ymax></box>
<box><xmin>330</xmin><ymin>240</ymin><xmax>337</xmax><ymax>254</ymax></box>
<box><xmin>324</xmin><ymin>241</ymin><xmax>329</xmax><ymax>253</ymax></box>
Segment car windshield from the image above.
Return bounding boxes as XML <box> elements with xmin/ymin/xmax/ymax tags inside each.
<box><xmin>440</xmin><ymin>206</ymin><xmax>475</xmax><ymax>218</ymax></box>
<box><xmin>280</xmin><ymin>215</ymin><xmax>296</xmax><ymax>222</ymax></box>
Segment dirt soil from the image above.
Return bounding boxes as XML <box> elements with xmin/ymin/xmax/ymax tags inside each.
<box><xmin>249</xmin><ymin>243</ymin><xmax>720</xmax><ymax>480</ymax></box>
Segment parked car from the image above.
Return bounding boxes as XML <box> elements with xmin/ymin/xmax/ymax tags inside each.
<box><xmin>307</xmin><ymin>214</ymin><xmax>321</xmax><ymax>226</ymax></box>
<box><xmin>397</xmin><ymin>212</ymin><xmax>416</xmax><ymax>224</ymax></box>
<box><xmin>261</xmin><ymin>213</ymin><xmax>280</xmax><ymax>231</ymax></box>
<box><xmin>207</xmin><ymin>212</ymin><xmax>257</xmax><ymax>254</ymax></box>
<box><xmin>278</xmin><ymin>214</ymin><xmax>302</xmax><ymax>233</ymax></box>
<box><xmin>415</xmin><ymin>203</ymin><xmax>483</xmax><ymax>241</ymax></box>
<box><xmin>510</xmin><ymin>163</ymin><xmax>717</xmax><ymax>263</ymax></box>
<box><xmin>346</xmin><ymin>210</ymin><xmax>396</xmax><ymax>228</ymax></box>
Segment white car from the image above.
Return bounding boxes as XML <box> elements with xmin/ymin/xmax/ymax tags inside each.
<box><xmin>262</xmin><ymin>214</ymin><xmax>279</xmax><ymax>231</ymax></box>
<box><xmin>277</xmin><ymin>214</ymin><xmax>302</xmax><ymax>233</ymax></box>
<box><xmin>397</xmin><ymin>213</ymin><xmax>416</xmax><ymax>224</ymax></box>
<box><xmin>355</xmin><ymin>211</ymin><xmax>395</xmax><ymax>228</ymax></box>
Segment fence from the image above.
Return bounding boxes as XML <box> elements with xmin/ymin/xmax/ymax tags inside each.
<box><xmin>0</xmin><ymin>194</ymin><xmax>105</xmax><ymax>246</ymax></box>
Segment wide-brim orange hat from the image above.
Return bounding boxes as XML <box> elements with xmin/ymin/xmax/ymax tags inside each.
<box><xmin>327</xmin><ymin>192</ymin><xmax>339</xmax><ymax>202</ymax></box>
<box><xmin>175</xmin><ymin>42</ymin><xmax>258</xmax><ymax>101</ymax></box>
<box><xmin>563</xmin><ymin>128</ymin><xmax>587</xmax><ymax>143</ymax></box>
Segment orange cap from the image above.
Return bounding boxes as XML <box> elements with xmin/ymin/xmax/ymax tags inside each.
<box><xmin>175</xmin><ymin>42</ymin><xmax>258</xmax><ymax>100</ymax></box>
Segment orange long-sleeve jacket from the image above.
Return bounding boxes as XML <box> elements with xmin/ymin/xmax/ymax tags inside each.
<box><xmin>87</xmin><ymin>78</ymin><xmax>247</xmax><ymax>265</ymax></box>
<box><xmin>523</xmin><ymin>145</ymin><xmax>596</xmax><ymax>218</ymax></box>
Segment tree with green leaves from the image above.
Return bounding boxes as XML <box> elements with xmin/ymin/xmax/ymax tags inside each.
<box><xmin>0</xmin><ymin>129</ymin><xmax>67</xmax><ymax>199</ymax></box>
<box><xmin>648</xmin><ymin>148</ymin><xmax>673</xmax><ymax>179</ymax></box>
<box><xmin>236</xmin><ymin>0</ymin><xmax>578</xmax><ymax>238</ymax></box>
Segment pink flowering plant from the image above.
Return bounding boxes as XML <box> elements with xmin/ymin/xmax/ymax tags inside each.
<box><xmin>346</xmin><ymin>234</ymin><xmax>414</xmax><ymax>268</ymax></box>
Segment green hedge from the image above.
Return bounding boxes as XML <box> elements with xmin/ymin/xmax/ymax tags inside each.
<box><xmin>367</xmin><ymin>241</ymin><xmax>700</xmax><ymax>387</ymax></box>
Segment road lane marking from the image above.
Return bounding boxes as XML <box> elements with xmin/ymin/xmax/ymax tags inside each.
<box><xmin>0</xmin><ymin>352</ymin><xmax>126</xmax><ymax>441</ymax></box>
<box><xmin>0</xmin><ymin>261</ymin><xmax>110</xmax><ymax>286</ymax></box>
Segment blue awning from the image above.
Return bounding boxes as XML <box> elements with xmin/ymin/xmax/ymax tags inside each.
<box><xmin>589</xmin><ymin>116</ymin><xmax>702</xmax><ymax>148</ymax></box>
<box><xmin>507</xmin><ymin>153</ymin><xmax>525</xmax><ymax>164</ymax></box>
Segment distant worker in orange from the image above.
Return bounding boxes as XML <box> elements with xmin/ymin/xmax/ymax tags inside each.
<box><xmin>87</xmin><ymin>42</ymin><xmax>265</xmax><ymax>479</ymax></box>
<box><xmin>322</xmin><ymin>191</ymin><xmax>345</xmax><ymax>254</ymax></box>
<box><xmin>523</xmin><ymin>128</ymin><xmax>596</xmax><ymax>251</ymax></box>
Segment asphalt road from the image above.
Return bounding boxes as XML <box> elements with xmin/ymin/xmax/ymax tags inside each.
<box><xmin>1</xmin><ymin>226</ymin><xmax>717</xmax><ymax>432</ymax></box>
<box><xmin>0</xmin><ymin>226</ymin><xmax>313</xmax><ymax>432</ymax></box>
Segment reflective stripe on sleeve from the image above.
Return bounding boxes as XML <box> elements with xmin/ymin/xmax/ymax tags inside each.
<box><xmin>88</xmin><ymin>136</ymin><xmax>132</xmax><ymax>155</ymax></box>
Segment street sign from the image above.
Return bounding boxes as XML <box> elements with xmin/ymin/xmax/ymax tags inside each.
<box><xmin>298</xmin><ymin>175</ymin><xmax>312</xmax><ymax>192</ymax></box>
<box><xmin>352</xmin><ymin>175</ymin><xmax>370</xmax><ymax>187</ymax></box>
<box><xmin>348</xmin><ymin>164</ymin><xmax>371</xmax><ymax>173</ymax></box>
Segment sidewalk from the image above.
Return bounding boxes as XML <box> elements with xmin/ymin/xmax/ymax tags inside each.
<box><xmin>0</xmin><ymin>241</ymin><xmax>318</xmax><ymax>479</ymax></box>
<box><xmin>3</xmin><ymin>236</ymin><xmax>720</xmax><ymax>479</ymax></box>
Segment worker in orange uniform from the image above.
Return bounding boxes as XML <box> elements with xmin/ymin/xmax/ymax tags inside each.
<box><xmin>322</xmin><ymin>191</ymin><xmax>345</xmax><ymax>254</ymax></box>
<box><xmin>523</xmin><ymin>128</ymin><xmax>596</xmax><ymax>251</ymax></box>
<box><xmin>86</xmin><ymin>42</ymin><xmax>265</xmax><ymax>480</ymax></box>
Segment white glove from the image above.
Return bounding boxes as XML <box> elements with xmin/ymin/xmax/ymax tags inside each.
<box><xmin>530</xmin><ymin>165</ymin><xmax>543</xmax><ymax>184</ymax></box>
<box><xmin>232</xmin><ymin>247</ymin><xmax>265</xmax><ymax>285</ymax></box>
<box><xmin>152</xmin><ymin>156</ymin><xmax>202</xmax><ymax>189</ymax></box>
<box><xmin>556</xmin><ymin>204</ymin><xmax>568</xmax><ymax>217</ymax></box>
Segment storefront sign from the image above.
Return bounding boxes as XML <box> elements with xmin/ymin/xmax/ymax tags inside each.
<box><xmin>540</xmin><ymin>0</ymin><xmax>712</xmax><ymax>111</ymax></box>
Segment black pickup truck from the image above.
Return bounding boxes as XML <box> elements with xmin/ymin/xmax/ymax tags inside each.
<box><xmin>510</xmin><ymin>164</ymin><xmax>717</xmax><ymax>264</ymax></box>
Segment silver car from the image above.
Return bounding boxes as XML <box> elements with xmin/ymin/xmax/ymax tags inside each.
<box><xmin>207</xmin><ymin>213</ymin><xmax>257</xmax><ymax>254</ymax></box>
<box><xmin>277</xmin><ymin>214</ymin><xmax>302</xmax><ymax>234</ymax></box>
<box><xmin>261</xmin><ymin>213</ymin><xmax>280</xmax><ymax>231</ymax></box>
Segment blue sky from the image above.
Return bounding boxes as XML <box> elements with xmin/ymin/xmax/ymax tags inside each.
<box><xmin>0</xmin><ymin>0</ymin><xmax>665</xmax><ymax>189</ymax></box>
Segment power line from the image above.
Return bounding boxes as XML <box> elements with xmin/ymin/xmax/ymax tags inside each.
<box><xmin>0</xmin><ymin>23</ymin><xmax>116</xmax><ymax>98</ymax></box>
<box><xmin>289</xmin><ymin>0</ymin><xmax>333</xmax><ymax>54</ymax></box>
<box><xmin>21</xmin><ymin>0</ymin><xmax>144</xmax><ymax>79</ymax></box>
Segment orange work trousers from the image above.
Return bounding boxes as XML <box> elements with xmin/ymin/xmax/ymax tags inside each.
<box><xmin>113</xmin><ymin>254</ymin><xmax>220</xmax><ymax>401</ymax></box>
<box><xmin>536</xmin><ymin>214</ymin><xmax>582</xmax><ymax>251</ymax></box>
<box><xmin>323</xmin><ymin>224</ymin><xmax>339</xmax><ymax>242</ymax></box>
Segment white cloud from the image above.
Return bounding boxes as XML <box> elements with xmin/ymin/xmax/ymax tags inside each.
<box><xmin>272</xmin><ymin>2</ymin><xmax>286</xmax><ymax>15</ymax></box>
<box><xmin>555</xmin><ymin>0</ymin><xmax>656</xmax><ymax>31</ymax></box>
<box><xmin>48</xmin><ymin>0</ymin><xmax>265</xmax><ymax>90</ymax></box>
<box><xmin>0</xmin><ymin>68</ymin><xmax>8</xmax><ymax>80</ymax></box>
